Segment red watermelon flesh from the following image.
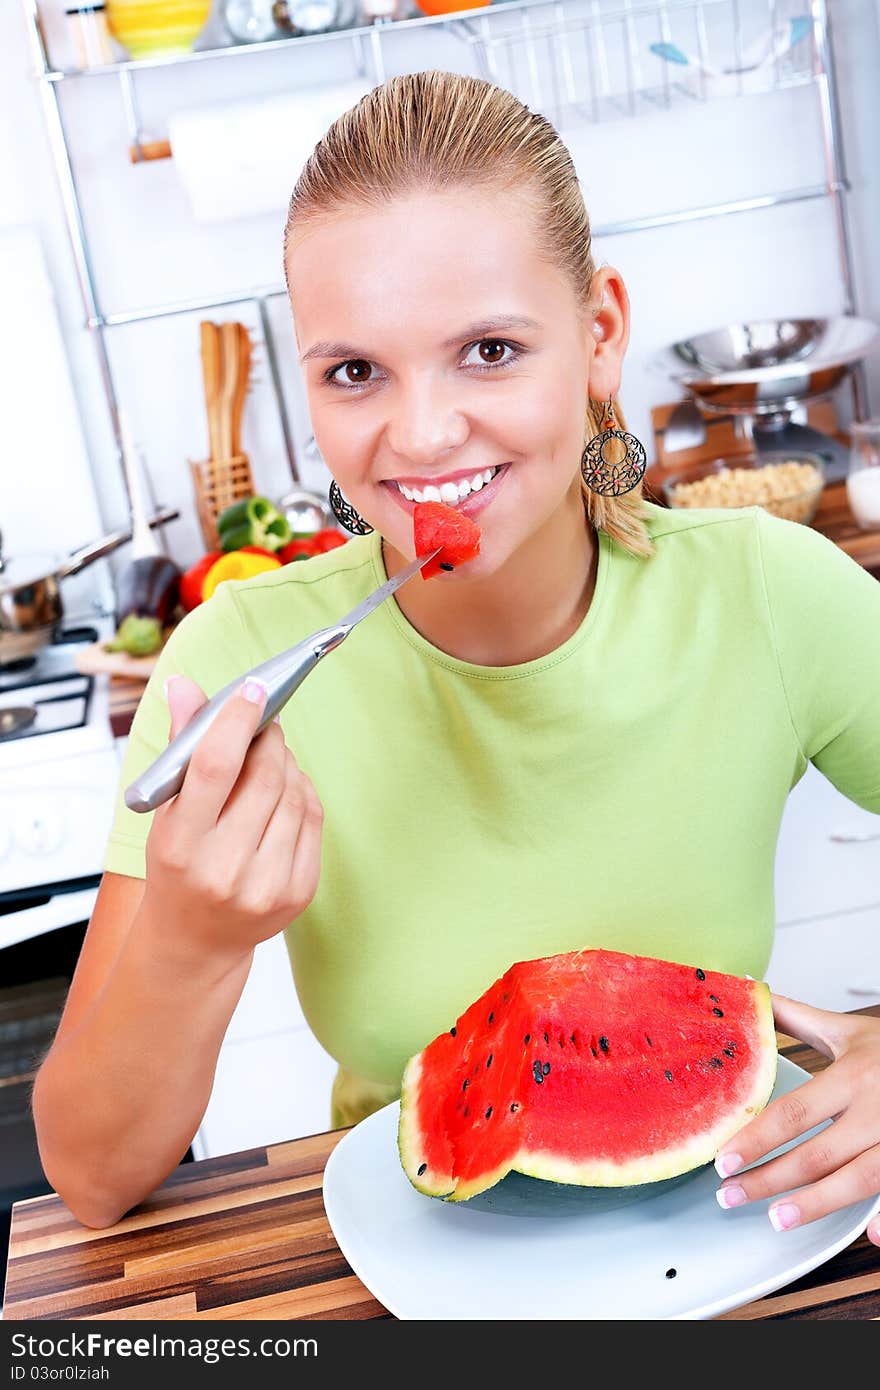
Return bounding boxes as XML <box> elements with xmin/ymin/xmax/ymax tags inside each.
<box><xmin>398</xmin><ymin>949</ymin><xmax>777</xmax><ymax>1202</ymax></box>
<box><xmin>413</xmin><ymin>501</ymin><xmax>481</xmax><ymax>580</ymax></box>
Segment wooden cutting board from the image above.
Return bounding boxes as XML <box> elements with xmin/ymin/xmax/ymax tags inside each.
<box><xmin>74</xmin><ymin>640</ymin><xmax>163</xmax><ymax>681</ymax></box>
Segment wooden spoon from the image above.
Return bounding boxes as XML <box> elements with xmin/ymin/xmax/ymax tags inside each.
<box><xmin>231</xmin><ymin>323</ymin><xmax>252</xmax><ymax>459</ymax></box>
<box><xmin>200</xmin><ymin>321</ymin><xmax>222</xmax><ymax>463</ymax></box>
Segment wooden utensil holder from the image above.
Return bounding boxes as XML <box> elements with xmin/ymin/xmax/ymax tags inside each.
<box><xmin>190</xmin><ymin>453</ymin><xmax>255</xmax><ymax>550</ymax></box>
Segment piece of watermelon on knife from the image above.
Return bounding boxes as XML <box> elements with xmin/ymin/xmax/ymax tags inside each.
<box><xmin>413</xmin><ymin>501</ymin><xmax>481</xmax><ymax>580</ymax></box>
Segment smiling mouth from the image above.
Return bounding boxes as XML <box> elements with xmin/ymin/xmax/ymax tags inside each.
<box><xmin>387</xmin><ymin>464</ymin><xmax>504</xmax><ymax>506</ymax></box>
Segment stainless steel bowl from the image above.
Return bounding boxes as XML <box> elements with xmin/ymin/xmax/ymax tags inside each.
<box><xmin>648</xmin><ymin>316</ymin><xmax>880</xmax><ymax>417</ymax></box>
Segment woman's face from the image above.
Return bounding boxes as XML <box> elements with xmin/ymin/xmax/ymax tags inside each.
<box><xmin>287</xmin><ymin>187</ymin><xmax>627</xmax><ymax>578</ymax></box>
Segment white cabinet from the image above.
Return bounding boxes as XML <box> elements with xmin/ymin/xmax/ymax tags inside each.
<box><xmin>192</xmin><ymin>934</ymin><xmax>335</xmax><ymax>1160</ymax></box>
<box><xmin>774</xmin><ymin>763</ymin><xmax>880</xmax><ymax>926</ymax></box>
<box><xmin>192</xmin><ymin>1026</ymin><xmax>338</xmax><ymax>1161</ymax></box>
<box><xmin>766</xmin><ymin>903</ymin><xmax>880</xmax><ymax>1013</ymax></box>
<box><xmin>770</xmin><ymin>764</ymin><xmax>880</xmax><ymax>1009</ymax></box>
<box><xmin>223</xmin><ymin>932</ymin><xmax>305</xmax><ymax>1042</ymax></box>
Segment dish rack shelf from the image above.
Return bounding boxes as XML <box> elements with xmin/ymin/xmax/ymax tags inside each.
<box><xmin>21</xmin><ymin>0</ymin><xmax>863</xmax><ymax>493</ymax></box>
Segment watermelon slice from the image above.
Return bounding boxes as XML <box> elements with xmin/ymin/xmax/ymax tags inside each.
<box><xmin>398</xmin><ymin>949</ymin><xmax>777</xmax><ymax>1202</ymax></box>
<box><xmin>413</xmin><ymin>501</ymin><xmax>481</xmax><ymax>580</ymax></box>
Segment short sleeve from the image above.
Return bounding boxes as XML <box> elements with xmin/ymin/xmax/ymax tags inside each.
<box><xmin>755</xmin><ymin>506</ymin><xmax>880</xmax><ymax>811</ymax></box>
<box><xmin>102</xmin><ymin>581</ymin><xmax>253</xmax><ymax>879</ymax></box>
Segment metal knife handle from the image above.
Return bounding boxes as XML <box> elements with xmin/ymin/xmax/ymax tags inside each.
<box><xmin>124</xmin><ymin>623</ymin><xmax>348</xmax><ymax>814</ymax></box>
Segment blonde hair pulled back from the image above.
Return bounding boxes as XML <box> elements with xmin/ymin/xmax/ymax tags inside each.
<box><xmin>285</xmin><ymin>70</ymin><xmax>653</xmax><ymax>559</ymax></box>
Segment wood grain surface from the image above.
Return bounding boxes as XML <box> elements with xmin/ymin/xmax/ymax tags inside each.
<box><xmin>5</xmin><ymin>1011</ymin><xmax>879</xmax><ymax>1322</ymax></box>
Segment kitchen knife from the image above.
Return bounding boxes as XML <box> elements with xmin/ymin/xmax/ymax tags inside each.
<box><xmin>125</xmin><ymin>546</ymin><xmax>441</xmax><ymax>814</ymax></box>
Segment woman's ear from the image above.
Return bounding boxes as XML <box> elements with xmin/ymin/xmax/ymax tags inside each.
<box><xmin>586</xmin><ymin>267</ymin><xmax>630</xmax><ymax>402</ymax></box>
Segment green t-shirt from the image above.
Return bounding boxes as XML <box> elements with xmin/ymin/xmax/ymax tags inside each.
<box><xmin>103</xmin><ymin>502</ymin><xmax>880</xmax><ymax>1128</ymax></box>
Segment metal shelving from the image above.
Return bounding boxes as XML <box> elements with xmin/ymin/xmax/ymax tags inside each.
<box><xmin>22</xmin><ymin>0</ymin><xmax>865</xmax><ymax>498</ymax></box>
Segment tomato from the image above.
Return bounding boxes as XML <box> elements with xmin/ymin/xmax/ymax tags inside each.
<box><xmin>279</xmin><ymin>538</ymin><xmax>319</xmax><ymax>564</ymax></box>
<box><xmin>179</xmin><ymin>551</ymin><xmax>223</xmax><ymax>611</ymax></box>
<box><xmin>310</xmin><ymin>528</ymin><xmax>348</xmax><ymax>553</ymax></box>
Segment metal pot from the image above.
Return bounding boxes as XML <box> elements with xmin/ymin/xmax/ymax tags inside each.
<box><xmin>0</xmin><ymin>507</ymin><xmax>178</xmax><ymax>664</ymax></box>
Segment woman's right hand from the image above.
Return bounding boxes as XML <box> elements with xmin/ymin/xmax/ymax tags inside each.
<box><xmin>141</xmin><ymin>674</ymin><xmax>324</xmax><ymax>962</ymax></box>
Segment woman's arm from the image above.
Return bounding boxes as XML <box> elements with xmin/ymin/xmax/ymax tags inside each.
<box><xmin>33</xmin><ymin>674</ymin><xmax>324</xmax><ymax>1229</ymax></box>
<box><xmin>32</xmin><ymin>870</ymin><xmax>253</xmax><ymax>1229</ymax></box>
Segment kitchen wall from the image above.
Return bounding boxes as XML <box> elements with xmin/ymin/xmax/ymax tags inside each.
<box><xmin>2</xmin><ymin>0</ymin><xmax>879</xmax><ymax>583</ymax></box>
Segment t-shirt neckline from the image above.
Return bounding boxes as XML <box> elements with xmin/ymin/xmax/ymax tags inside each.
<box><xmin>367</xmin><ymin>524</ymin><xmax>613</xmax><ymax>680</ymax></box>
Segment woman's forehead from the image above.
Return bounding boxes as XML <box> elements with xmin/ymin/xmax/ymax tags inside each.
<box><xmin>287</xmin><ymin>188</ymin><xmax>573</xmax><ymax>347</ymax></box>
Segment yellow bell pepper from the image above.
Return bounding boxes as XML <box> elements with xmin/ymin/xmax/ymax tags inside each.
<box><xmin>202</xmin><ymin>549</ymin><xmax>281</xmax><ymax>600</ymax></box>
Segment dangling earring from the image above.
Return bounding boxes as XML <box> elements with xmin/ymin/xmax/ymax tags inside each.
<box><xmin>580</xmin><ymin>399</ymin><xmax>647</xmax><ymax>498</ymax></box>
<box><xmin>328</xmin><ymin>479</ymin><xmax>373</xmax><ymax>535</ymax></box>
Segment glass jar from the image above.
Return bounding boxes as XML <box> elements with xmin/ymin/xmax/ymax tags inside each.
<box><xmin>65</xmin><ymin>3</ymin><xmax>115</xmax><ymax>68</ymax></box>
<box><xmin>846</xmin><ymin>419</ymin><xmax>880</xmax><ymax>531</ymax></box>
<box><xmin>221</xmin><ymin>0</ymin><xmax>281</xmax><ymax>42</ymax></box>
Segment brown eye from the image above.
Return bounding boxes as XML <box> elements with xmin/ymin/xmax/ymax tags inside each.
<box><xmin>343</xmin><ymin>360</ymin><xmax>372</xmax><ymax>383</ymax></box>
<box><xmin>478</xmin><ymin>341</ymin><xmax>506</xmax><ymax>363</ymax></box>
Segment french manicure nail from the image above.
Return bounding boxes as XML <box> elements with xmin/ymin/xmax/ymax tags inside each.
<box><xmin>769</xmin><ymin>1202</ymin><xmax>801</xmax><ymax>1232</ymax></box>
<box><xmin>715</xmin><ymin>1152</ymin><xmax>744</xmax><ymax>1179</ymax></box>
<box><xmin>716</xmin><ymin>1184</ymin><xmax>748</xmax><ymax>1210</ymax></box>
<box><xmin>241</xmin><ymin>678</ymin><xmax>268</xmax><ymax>706</ymax></box>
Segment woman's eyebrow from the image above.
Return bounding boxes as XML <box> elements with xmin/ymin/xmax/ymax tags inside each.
<box><xmin>300</xmin><ymin>315</ymin><xmax>542</xmax><ymax>364</ymax></box>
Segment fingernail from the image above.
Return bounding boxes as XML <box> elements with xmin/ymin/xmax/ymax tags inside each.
<box><xmin>164</xmin><ymin>675</ymin><xmax>178</xmax><ymax>700</ymax></box>
<box><xmin>716</xmin><ymin>1184</ymin><xmax>748</xmax><ymax>1210</ymax></box>
<box><xmin>769</xmin><ymin>1202</ymin><xmax>801</xmax><ymax>1232</ymax></box>
<box><xmin>241</xmin><ymin>678</ymin><xmax>268</xmax><ymax>706</ymax></box>
<box><xmin>715</xmin><ymin>1152</ymin><xmax>744</xmax><ymax>1179</ymax></box>
<box><xmin>273</xmin><ymin>713</ymin><xmax>281</xmax><ymax>725</ymax></box>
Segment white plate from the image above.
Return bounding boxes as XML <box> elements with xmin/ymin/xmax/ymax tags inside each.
<box><xmin>323</xmin><ymin>1056</ymin><xmax>880</xmax><ymax>1320</ymax></box>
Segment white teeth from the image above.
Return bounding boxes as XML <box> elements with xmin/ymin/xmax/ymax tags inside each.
<box><xmin>394</xmin><ymin>465</ymin><xmax>500</xmax><ymax>505</ymax></box>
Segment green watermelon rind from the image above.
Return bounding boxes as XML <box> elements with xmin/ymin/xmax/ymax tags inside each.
<box><xmin>398</xmin><ymin>974</ymin><xmax>779</xmax><ymax>1204</ymax></box>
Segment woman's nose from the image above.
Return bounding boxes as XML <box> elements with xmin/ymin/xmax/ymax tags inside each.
<box><xmin>385</xmin><ymin>377</ymin><xmax>469</xmax><ymax>466</ymax></box>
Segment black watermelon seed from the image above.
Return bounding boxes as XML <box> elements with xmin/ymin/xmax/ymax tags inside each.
<box><xmin>599</xmin><ymin>1036</ymin><xmax>610</xmax><ymax>1053</ymax></box>
<box><xmin>664</xmin><ymin>1070</ymin><xmax>674</xmax><ymax>1081</ymax></box>
<box><xmin>485</xmin><ymin>1106</ymin><xmax>493</xmax><ymax>1119</ymax></box>
<box><xmin>439</xmin><ymin>562</ymin><xmax>454</xmax><ymax>571</ymax></box>
<box><xmin>723</xmin><ymin>1048</ymin><xmax>735</xmax><ymax>1058</ymax></box>
<box><xmin>462</xmin><ymin>1079</ymin><xmax>469</xmax><ymax>1091</ymax></box>
<box><xmin>666</xmin><ymin>1268</ymin><xmax>677</xmax><ymax>1280</ymax></box>
<box><xmin>709</xmin><ymin>994</ymin><xmax>718</xmax><ymax>1002</ymax></box>
<box><xmin>524</xmin><ymin>1034</ymin><xmax>531</xmax><ymax>1044</ymax></box>
<box><xmin>532</xmin><ymin>1060</ymin><xmax>545</xmax><ymax>1084</ymax></box>
<box><xmin>488</xmin><ymin>1012</ymin><xmax>494</xmax><ymax>1024</ymax></box>
<box><xmin>712</xmin><ymin>1007</ymin><xmax>724</xmax><ymax>1017</ymax></box>
<box><xmin>418</xmin><ymin>1163</ymin><xmax>427</xmax><ymax>1176</ymax></box>
<box><xmin>450</xmin><ymin>1027</ymin><xmax>457</xmax><ymax>1037</ymax></box>
<box><xmin>696</xmin><ymin>969</ymin><xmax>705</xmax><ymax>981</ymax></box>
<box><xmin>646</xmin><ymin>1036</ymin><xmax>653</xmax><ymax>1046</ymax></box>
<box><xmin>542</xmin><ymin>1062</ymin><xmax>551</xmax><ymax>1076</ymax></box>
<box><xmin>570</xmin><ymin>1033</ymin><xmax>577</xmax><ymax>1045</ymax></box>
<box><xmin>503</xmin><ymin>992</ymin><xmax>509</xmax><ymax>1002</ymax></box>
<box><xmin>463</xmin><ymin>1105</ymin><xmax>469</xmax><ymax>1117</ymax></box>
<box><xmin>487</xmin><ymin>1054</ymin><xmax>493</xmax><ymax>1069</ymax></box>
<box><xmin>544</xmin><ymin>1032</ymin><xmax>549</xmax><ymax>1043</ymax></box>
<box><xmin>510</xmin><ymin>1103</ymin><xmax>520</xmax><ymax>1112</ymax></box>
<box><xmin>709</xmin><ymin>1057</ymin><xmax>723</xmax><ymax>1068</ymax></box>
<box><xmin>590</xmin><ymin>1046</ymin><xmax>598</xmax><ymax>1057</ymax></box>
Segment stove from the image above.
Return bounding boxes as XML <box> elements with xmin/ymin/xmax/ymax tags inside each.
<box><xmin>0</xmin><ymin>617</ymin><xmax>125</xmax><ymax>947</ymax></box>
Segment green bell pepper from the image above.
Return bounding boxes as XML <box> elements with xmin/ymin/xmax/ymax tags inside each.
<box><xmin>217</xmin><ymin>496</ymin><xmax>292</xmax><ymax>553</ymax></box>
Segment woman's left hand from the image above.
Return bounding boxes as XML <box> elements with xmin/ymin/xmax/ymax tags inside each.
<box><xmin>714</xmin><ymin>994</ymin><xmax>880</xmax><ymax>1245</ymax></box>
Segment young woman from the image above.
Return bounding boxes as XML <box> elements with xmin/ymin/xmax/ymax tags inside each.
<box><xmin>34</xmin><ymin>72</ymin><xmax>880</xmax><ymax>1246</ymax></box>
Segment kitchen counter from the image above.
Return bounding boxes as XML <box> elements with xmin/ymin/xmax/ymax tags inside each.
<box><xmin>4</xmin><ymin>1008</ymin><xmax>879</xmax><ymax>1321</ymax></box>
